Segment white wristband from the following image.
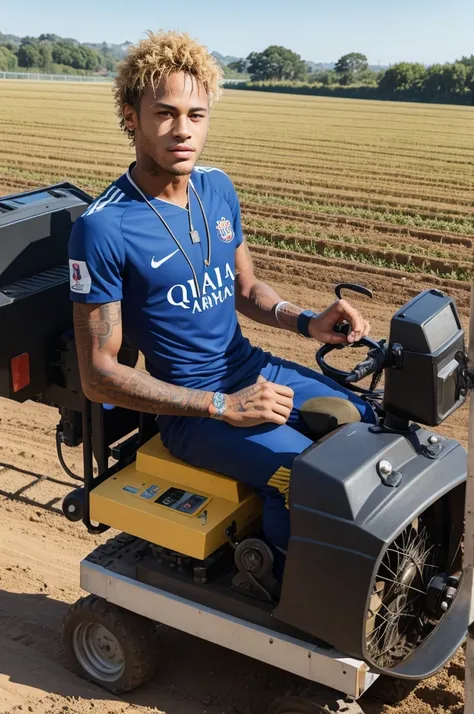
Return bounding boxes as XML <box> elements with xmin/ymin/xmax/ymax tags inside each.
<box><xmin>274</xmin><ymin>300</ymin><xmax>290</xmax><ymax>325</ymax></box>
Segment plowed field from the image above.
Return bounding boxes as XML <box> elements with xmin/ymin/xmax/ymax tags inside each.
<box><xmin>0</xmin><ymin>81</ymin><xmax>472</xmax><ymax>714</ymax></box>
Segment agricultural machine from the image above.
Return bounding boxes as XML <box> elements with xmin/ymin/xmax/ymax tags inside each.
<box><xmin>1</xmin><ymin>182</ymin><xmax>473</xmax><ymax>713</ymax></box>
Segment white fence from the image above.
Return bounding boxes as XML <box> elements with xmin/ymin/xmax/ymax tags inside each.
<box><xmin>0</xmin><ymin>71</ymin><xmax>246</xmax><ymax>86</ymax></box>
<box><xmin>0</xmin><ymin>71</ymin><xmax>113</xmax><ymax>82</ymax></box>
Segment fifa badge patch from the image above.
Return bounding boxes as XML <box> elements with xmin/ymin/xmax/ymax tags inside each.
<box><xmin>216</xmin><ymin>216</ymin><xmax>234</xmax><ymax>243</ymax></box>
<box><xmin>69</xmin><ymin>259</ymin><xmax>91</xmax><ymax>293</ymax></box>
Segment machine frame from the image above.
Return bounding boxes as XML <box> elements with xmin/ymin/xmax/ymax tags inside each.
<box><xmin>67</xmin><ymin>397</ymin><xmax>376</xmax><ymax>701</ymax></box>
<box><xmin>2</xmin><ymin>182</ymin><xmax>473</xmax><ymax>713</ymax></box>
<box><xmin>81</xmin><ymin>548</ymin><xmax>376</xmax><ymax>699</ymax></box>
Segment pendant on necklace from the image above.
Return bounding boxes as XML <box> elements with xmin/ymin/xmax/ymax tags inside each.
<box><xmin>190</xmin><ymin>229</ymin><xmax>201</xmax><ymax>244</ymax></box>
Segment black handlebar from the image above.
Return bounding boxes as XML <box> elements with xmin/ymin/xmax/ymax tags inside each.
<box><xmin>345</xmin><ymin>356</ymin><xmax>379</xmax><ymax>383</ymax></box>
<box><xmin>315</xmin><ymin>283</ymin><xmax>387</xmax><ymax>393</ymax></box>
<box><xmin>335</xmin><ymin>283</ymin><xmax>373</xmax><ymax>301</ymax></box>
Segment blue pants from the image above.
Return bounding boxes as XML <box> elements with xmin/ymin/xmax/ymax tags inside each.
<box><xmin>158</xmin><ymin>356</ymin><xmax>375</xmax><ymax>558</ymax></box>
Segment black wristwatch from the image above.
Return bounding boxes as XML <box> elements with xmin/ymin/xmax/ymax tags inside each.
<box><xmin>297</xmin><ymin>309</ymin><xmax>318</xmax><ymax>338</ymax></box>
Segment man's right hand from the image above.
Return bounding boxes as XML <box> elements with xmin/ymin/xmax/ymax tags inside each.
<box><xmin>211</xmin><ymin>376</ymin><xmax>294</xmax><ymax>427</ymax></box>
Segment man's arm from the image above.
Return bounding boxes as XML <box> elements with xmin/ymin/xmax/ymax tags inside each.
<box><xmin>234</xmin><ymin>240</ymin><xmax>303</xmax><ymax>332</ymax></box>
<box><xmin>74</xmin><ymin>301</ymin><xmax>214</xmax><ymax>415</ymax></box>
<box><xmin>73</xmin><ymin>300</ymin><xmax>294</xmax><ymax>425</ymax></box>
<box><xmin>234</xmin><ymin>239</ymin><xmax>370</xmax><ymax>344</ymax></box>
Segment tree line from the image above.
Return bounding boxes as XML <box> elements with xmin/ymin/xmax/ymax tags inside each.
<box><xmin>0</xmin><ymin>33</ymin><xmax>240</xmax><ymax>78</ymax></box>
<box><xmin>0</xmin><ymin>34</ymin><xmax>117</xmax><ymax>74</ymax></box>
<box><xmin>230</xmin><ymin>47</ymin><xmax>474</xmax><ymax>105</ymax></box>
<box><xmin>0</xmin><ymin>33</ymin><xmax>472</xmax><ymax>105</ymax></box>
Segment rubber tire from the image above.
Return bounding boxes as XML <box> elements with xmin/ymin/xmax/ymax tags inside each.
<box><xmin>62</xmin><ymin>594</ymin><xmax>160</xmax><ymax>693</ymax></box>
<box><xmin>367</xmin><ymin>675</ymin><xmax>419</xmax><ymax>705</ymax></box>
<box><xmin>265</xmin><ymin>685</ymin><xmax>364</xmax><ymax>714</ymax></box>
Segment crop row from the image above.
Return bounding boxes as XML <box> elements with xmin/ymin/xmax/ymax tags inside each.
<box><xmin>240</xmin><ymin>202</ymin><xmax>473</xmax><ymax>247</ymax></box>
<box><xmin>4</xmin><ymin>141</ymin><xmax>471</xmax><ymax>219</ymax></box>
<box><xmin>3</xmin><ymin>135</ymin><xmax>472</xmax><ymax>212</ymax></box>
<box><xmin>3</xmin><ymin>141</ymin><xmax>472</xmax><ymax>229</ymax></box>
<box><xmin>247</xmin><ymin>242</ymin><xmax>472</xmax><ymax>293</ymax></box>
<box><xmin>244</xmin><ymin>228</ymin><xmax>472</xmax><ymax>282</ymax></box>
<box><xmin>4</xmin><ymin>131</ymin><xmax>472</xmax><ymax>192</ymax></box>
<box><xmin>4</xmin><ymin>121</ymin><xmax>472</xmax><ymax>189</ymax></box>
<box><xmin>241</xmin><ymin>215</ymin><xmax>472</xmax><ymax>262</ymax></box>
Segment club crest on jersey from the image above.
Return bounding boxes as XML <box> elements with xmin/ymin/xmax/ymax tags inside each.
<box><xmin>216</xmin><ymin>216</ymin><xmax>234</xmax><ymax>243</ymax></box>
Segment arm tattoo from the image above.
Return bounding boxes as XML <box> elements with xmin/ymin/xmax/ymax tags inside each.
<box><xmin>73</xmin><ymin>302</ymin><xmax>213</xmax><ymax>416</ymax></box>
<box><xmin>238</xmin><ymin>280</ymin><xmax>304</xmax><ymax>332</ymax></box>
<box><xmin>90</xmin><ymin>363</ymin><xmax>214</xmax><ymax>416</ymax></box>
<box><xmin>74</xmin><ymin>302</ymin><xmax>121</xmax><ymax>350</ymax></box>
<box><xmin>274</xmin><ymin>301</ymin><xmax>302</xmax><ymax>332</ymax></box>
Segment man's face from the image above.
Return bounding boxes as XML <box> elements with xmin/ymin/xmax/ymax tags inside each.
<box><xmin>124</xmin><ymin>72</ymin><xmax>210</xmax><ymax>176</ymax></box>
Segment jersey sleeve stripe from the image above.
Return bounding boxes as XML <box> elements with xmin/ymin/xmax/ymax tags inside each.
<box><xmin>82</xmin><ymin>185</ymin><xmax>117</xmax><ymax>217</ymax></box>
<box><xmin>89</xmin><ymin>187</ymin><xmax>122</xmax><ymax>214</ymax></box>
<box><xmin>94</xmin><ymin>189</ymin><xmax>124</xmax><ymax>213</ymax></box>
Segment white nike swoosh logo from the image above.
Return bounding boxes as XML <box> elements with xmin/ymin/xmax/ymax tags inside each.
<box><xmin>151</xmin><ymin>249</ymin><xmax>179</xmax><ymax>269</ymax></box>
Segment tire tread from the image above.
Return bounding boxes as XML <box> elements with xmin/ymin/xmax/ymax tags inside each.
<box><xmin>63</xmin><ymin>594</ymin><xmax>159</xmax><ymax>693</ymax></box>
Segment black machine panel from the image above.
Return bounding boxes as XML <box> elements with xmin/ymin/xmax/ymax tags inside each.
<box><xmin>0</xmin><ymin>184</ymin><xmax>92</xmax><ymax>401</ymax></box>
<box><xmin>0</xmin><ymin>184</ymin><xmax>92</xmax><ymax>285</ymax></box>
<box><xmin>383</xmin><ymin>289</ymin><xmax>465</xmax><ymax>426</ymax></box>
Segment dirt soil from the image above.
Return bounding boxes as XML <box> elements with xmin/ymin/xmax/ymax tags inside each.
<box><xmin>0</xmin><ymin>255</ymin><xmax>470</xmax><ymax>714</ymax></box>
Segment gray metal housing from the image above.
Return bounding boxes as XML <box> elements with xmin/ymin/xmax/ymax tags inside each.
<box><xmin>275</xmin><ymin>422</ymin><xmax>468</xmax><ymax>678</ymax></box>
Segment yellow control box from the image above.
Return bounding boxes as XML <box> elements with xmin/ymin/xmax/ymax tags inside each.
<box><xmin>90</xmin><ymin>434</ymin><xmax>262</xmax><ymax>559</ymax></box>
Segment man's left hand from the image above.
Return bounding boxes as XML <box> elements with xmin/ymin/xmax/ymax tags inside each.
<box><xmin>308</xmin><ymin>299</ymin><xmax>371</xmax><ymax>345</ymax></box>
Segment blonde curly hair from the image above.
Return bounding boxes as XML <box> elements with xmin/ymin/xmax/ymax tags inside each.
<box><xmin>114</xmin><ymin>30</ymin><xmax>224</xmax><ymax>142</ymax></box>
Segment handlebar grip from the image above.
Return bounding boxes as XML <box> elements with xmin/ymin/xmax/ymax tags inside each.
<box><xmin>345</xmin><ymin>357</ymin><xmax>377</xmax><ymax>383</ymax></box>
<box><xmin>333</xmin><ymin>322</ymin><xmax>351</xmax><ymax>336</ymax></box>
<box><xmin>335</xmin><ymin>283</ymin><xmax>373</xmax><ymax>301</ymax></box>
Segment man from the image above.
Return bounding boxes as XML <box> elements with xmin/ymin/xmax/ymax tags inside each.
<box><xmin>69</xmin><ymin>31</ymin><xmax>374</xmax><ymax>562</ymax></box>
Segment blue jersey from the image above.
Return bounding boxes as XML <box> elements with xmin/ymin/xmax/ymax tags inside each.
<box><xmin>68</xmin><ymin>164</ymin><xmax>265</xmax><ymax>392</ymax></box>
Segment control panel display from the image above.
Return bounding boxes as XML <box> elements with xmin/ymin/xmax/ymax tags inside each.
<box><xmin>156</xmin><ymin>487</ymin><xmax>207</xmax><ymax>515</ymax></box>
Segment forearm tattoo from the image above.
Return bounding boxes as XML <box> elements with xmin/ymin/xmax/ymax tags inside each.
<box><xmin>73</xmin><ymin>302</ymin><xmax>212</xmax><ymax>416</ymax></box>
<box><xmin>238</xmin><ymin>281</ymin><xmax>303</xmax><ymax>332</ymax></box>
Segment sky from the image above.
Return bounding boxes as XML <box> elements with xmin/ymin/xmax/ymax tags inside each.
<box><xmin>2</xmin><ymin>0</ymin><xmax>473</xmax><ymax>66</ymax></box>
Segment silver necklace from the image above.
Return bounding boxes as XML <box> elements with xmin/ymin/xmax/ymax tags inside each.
<box><xmin>128</xmin><ymin>174</ymin><xmax>212</xmax><ymax>299</ymax></box>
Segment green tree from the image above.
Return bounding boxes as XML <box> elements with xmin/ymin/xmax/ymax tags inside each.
<box><xmin>356</xmin><ymin>68</ymin><xmax>378</xmax><ymax>85</ymax></box>
<box><xmin>430</xmin><ymin>62</ymin><xmax>471</xmax><ymax>99</ymax></box>
<box><xmin>101</xmin><ymin>54</ymin><xmax>116</xmax><ymax>72</ymax></box>
<box><xmin>459</xmin><ymin>55</ymin><xmax>474</xmax><ymax>70</ymax></box>
<box><xmin>334</xmin><ymin>53</ymin><xmax>368</xmax><ymax>84</ymax></box>
<box><xmin>377</xmin><ymin>62</ymin><xmax>427</xmax><ymax>95</ymax></box>
<box><xmin>247</xmin><ymin>45</ymin><xmax>308</xmax><ymax>81</ymax></box>
<box><xmin>52</xmin><ymin>40</ymin><xmax>101</xmax><ymax>71</ymax></box>
<box><xmin>227</xmin><ymin>59</ymin><xmax>248</xmax><ymax>74</ymax></box>
<box><xmin>459</xmin><ymin>55</ymin><xmax>474</xmax><ymax>102</ymax></box>
<box><xmin>38</xmin><ymin>33</ymin><xmax>59</xmax><ymax>42</ymax></box>
<box><xmin>0</xmin><ymin>45</ymin><xmax>18</xmax><ymax>71</ymax></box>
<box><xmin>308</xmin><ymin>69</ymin><xmax>337</xmax><ymax>86</ymax></box>
<box><xmin>17</xmin><ymin>40</ymin><xmax>42</xmax><ymax>68</ymax></box>
<box><xmin>39</xmin><ymin>41</ymin><xmax>53</xmax><ymax>72</ymax></box>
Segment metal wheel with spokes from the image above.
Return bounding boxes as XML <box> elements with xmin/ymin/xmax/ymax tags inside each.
<box><xmin>63</xmin><ymin>595</ymin><xmax>160</xmax><ymax>693</ymax></box>
<box><xmin>365</xmin><ymin>497</ymin><xmax>462</xmax><ymax>672</ymax></box>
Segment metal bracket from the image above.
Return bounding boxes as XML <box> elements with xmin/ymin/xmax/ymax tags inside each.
<box><xmin>455</xmin><ymin>350</ymin><xmax>474</xmax><ymax>396</ymax></box>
